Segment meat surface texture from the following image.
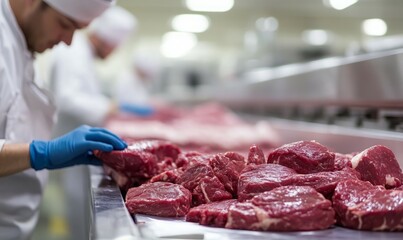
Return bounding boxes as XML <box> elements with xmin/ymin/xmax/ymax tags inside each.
<box><xmin>125</xmin><ymin>182</ymin><xmax>191</xmax><ymax>217</ymax></box>
<box><xmin>334</xmin><ymin>152</ymin><xmax>355</xmax><ymax>170</ymax></box>
<box><xmin>247</xmin><ymin>144</ymin><xmax>266</xmax><ymax>165</ymax></box>
<box><xmin>226</xmin><ymin>186</ymin><xmax>335</xmax><ymax>231</ymax></box>
<box><xmin>95</xmin><ymin>140</ymin><xmax>181</xmax><ymax>189</ymax></box>
<box><xmin>351</xmin><ymin>145</ymin><xmax>403</xmax><ymax>188</ymax></box>
<box><xmin>238</xmin><ymin>164</ymin><xmax>360</xmax><ymax>201</ymax></box>
<box><xmin>210</xmin><ymin>153</ymin><xmax>242</xmax><ymax>196</ymax></box>
<box><xmin>186</xmin><ymin>199</ymin><xmax>238</xmax><ymax>227</ymax></box>
<box><xmin>332</xmin><ymin>179</ymin><xmax>403</xmax><ymax>231</ymax></box>
<box><xmin>176</xmin><ymin>162</ymin><xmax>232</xmax><ymax>206</ymax></box>
<box><xmin>267</xmin><ymin>140</ymin><xmax>335</xmax><ymax>174</ymax></box>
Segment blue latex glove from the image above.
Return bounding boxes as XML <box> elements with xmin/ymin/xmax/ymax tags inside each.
<box><xmin>30</xmin><ymin>125</ymin><xmax>127</xmax><ymax>170</ymax></box>
<box><xmin>119</xmin><ymin>103</ymin><xmax>154</xmax><ymax>116</ymax></box>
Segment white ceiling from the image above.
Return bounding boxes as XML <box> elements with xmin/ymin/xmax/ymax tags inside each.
<box><xmin>115</xmin><ymin>0</ymin><xmax>403</xmax><ymax>61</ymax></box>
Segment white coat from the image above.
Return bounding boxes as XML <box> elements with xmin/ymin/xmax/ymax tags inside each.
<box><xmin>0</xmin><ymin>0</ymin><xmax>56</xmax><ymax>239</ymax></box>
<box><xmin>49</xmin><ymin>32</ymin><xmax>111</xmax><ymax>136</ymax></box>
<box><xmin>113</xmin><ymin>68</ymin><xmax>150</xmax><ymax>106</ymax></box>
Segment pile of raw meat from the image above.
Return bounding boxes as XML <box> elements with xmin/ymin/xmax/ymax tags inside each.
<box><xmin>105</xmin><ymin>102</ymin><xmax>279</xmax><ymax>152</ymax></box>
<box><xmin>95</xmin><ymin>139</ymin><xmax>403</xmax><ymax>232</ymax></box>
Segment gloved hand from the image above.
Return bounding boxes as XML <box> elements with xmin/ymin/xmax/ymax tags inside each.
<box><xmin>29</xmin><ymin>125</ymin><xmax>127</xmax><ymax>170</ymax></box>
<box><xmin>119</xmin><ymin>103</ymin><xmax>154</xmax><ymax>117</ymax></box>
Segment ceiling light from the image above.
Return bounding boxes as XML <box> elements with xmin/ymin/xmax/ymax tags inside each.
<box><xmin>171</xmin><ymin>14</ymin><xmax>209</xmax><ymax>33</ymax></box>
<box><xmin>302</xmin><ymin>29</ymin><xmax>329</xmax><ymax>46</ymax></box>
<box><xmin>185</xmin><ymin>0</ymin><xmax>234</xmax><ymax>12</ymax></box>
<box><xmin>160</xmin><ymin>32</ymin><xmax>198</xmax><ymax>58</ymax></box>
<box><xmin>256</xmin><ymin>17</ymin><xmax>278</xmax><ymax>32</ymax></box>
<box><xmin>323</xmin><ymin>0</ymin><xmax>358</xmax><ymax>10</ymax></box>
<box><xmin>362</xmin><ymin>18</ymin><xmax>387</xmax><ymax>36</ymax></box>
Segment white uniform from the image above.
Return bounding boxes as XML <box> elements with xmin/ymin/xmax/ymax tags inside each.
<box><xmin>113</xmin><ymin>69</ymin><xmax>150</xmax><ymax>106</ymax></box>
<box><xmin>0</xmin><ymin>0</ymin><xmax>56</xmax><ymax>239</ymax></box>
<box><xmin>49</xmin><ymin>32</ymin><xmax>110</xmax><ymax>240</ymax></box>
<box><xmin>49</xmin><ymin>32</ymin><xmax>111</xmax><ymax>136</ymax></box>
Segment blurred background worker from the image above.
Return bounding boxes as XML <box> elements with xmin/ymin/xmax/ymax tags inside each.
<box><xmin>49</xmin><ymin>6</ymin><xmax>148</xmax><ymax>137</ymax></box>
<box><xmin>112</xmin><ymin>52</ymin><xmax>161</xmax><ymax>107</ymax></box>
<box><xmin>0</xmin><ymin>0</ymin><xmax>121</xmax><ymax>239</ymax></box>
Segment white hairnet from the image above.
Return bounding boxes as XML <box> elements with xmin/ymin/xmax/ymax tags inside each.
<box><xmin>88</xmin><ymin>6</ymin><xmax>137</xmax><ymax>46</ymax></box>
<box><xmin>43</xmin><ymin>0</ymin><xmax>114</xmax><ymax>24</ymax></box>
<box><xmin>132</xmin><ymin>53</ymin><xmax>160</xmax><ymax>79</ymax></box>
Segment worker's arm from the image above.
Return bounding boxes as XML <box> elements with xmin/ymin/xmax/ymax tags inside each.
<box><xmin>0</xmin><ymin>125</ymin><xmax>127</xmax><ymax>177</ymax></box>
<box><xmin>0</xmin><ymin>143</ymin><xmax>31</xmax><ymax>177</ymax></box>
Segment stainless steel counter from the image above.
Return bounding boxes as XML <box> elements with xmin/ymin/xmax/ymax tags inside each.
<box><xmin>90</xmin><ymin>120</ymin><xmax>403</xmax><ymax>240</ymax></box>
<box><xmin>89</xmin><ymin>166</ymin><xmax>141</xmax><ymax>240</ymax></box>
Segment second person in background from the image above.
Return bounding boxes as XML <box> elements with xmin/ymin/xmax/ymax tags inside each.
<box><xmin>49</xmin><ymin>5</ymin><xmax>153</xmax><ymax>137</ymax></box>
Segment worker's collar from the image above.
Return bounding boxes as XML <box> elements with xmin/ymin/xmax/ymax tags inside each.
<box><xmin>2</xmin><ymin>0</ymin><xmax>33</xmax><ymax>59</ymax></box>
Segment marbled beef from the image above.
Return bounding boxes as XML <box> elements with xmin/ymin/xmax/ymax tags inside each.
<box><xmin>125</xmin><ymin>182</ymin><xmax>191</xmax><ymax>217</ymax></box>
<box><xmin>186</xmin><ymin>199</ymin><xmax>237</xmax><ymax>227</ymax></box>
<box><xmin>267</xmin><ymin>140</ymin><xmax>335</xmax><ymax>173</ymax></box>
<box><xmin>226</xmin><ymin>186</ymin><xmax>335</xmax><ymax>231</ymax></box>
<box><xmin>351</xmin><ymin>145</ymin><xmax>403</xmax><ymax>188</ymax></box>
<box><xmin>333</xmin><ymin>179</ymin><xmax>403</xmax><ymax>231</ymax></box>
<box><xmin>238</xmin><ymin>164</ymin><xmax>360</xmax><ymax>201</ymax></box>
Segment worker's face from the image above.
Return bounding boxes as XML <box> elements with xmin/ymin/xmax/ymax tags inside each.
<box><xmin>94</xmin><ymin>37</ymin><xmax>116</xmax><ymax>59</ymax></box>
<box><xmin>22</xmin><ymin>0</ymin><xmax>86</xmax><ymax>53</ymax></box>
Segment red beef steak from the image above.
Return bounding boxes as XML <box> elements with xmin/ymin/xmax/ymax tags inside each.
<box><xmin>125</xmin><ymin>182</ymin><xmax>191</xmax><ymax>217</ymax></box>
<box><xmin>226</xmin><ymin>186</ymin><xmax>335</xmax><ymax>231</ymax></box>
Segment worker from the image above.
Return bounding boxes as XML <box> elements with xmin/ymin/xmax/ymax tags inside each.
<box><xmin>49</xmin><ymin>6</ymin><xmax>153</xmax><ymax>137</ymax></box>
<box><xmin>47</xmin><ymin>6</ymin><xmax>151</xmax><ymax>239</ymax></box>
<box><xmin>0</xmin><ymin>0</ymin><xmax>126</xmax><ymax>239</ymax></box>
<box><xmin>112</xmin><ymin>52</ymin><xmax>160</xmax><ymax>107</ymax></box>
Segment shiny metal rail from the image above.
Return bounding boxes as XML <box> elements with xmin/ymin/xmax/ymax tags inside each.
<box><xmin>210</xmin><ymin>49</ymin><xmax>403</xmax><ymax>108</ymax></box>
<box><xmin>89</xmin><ymin>166</ymin><xmax>141</xmax><ymax>240</ymax></box>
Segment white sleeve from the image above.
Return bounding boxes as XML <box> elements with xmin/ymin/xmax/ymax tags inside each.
<box><xmin>0</xmin><ymin>140</ymin><xmax>5</xmax><ymax>153</ymax></box>
<box><xmin>49</xmin><ymin>46</ymin><xmax>111</xmax><ymax>126</ymax></box>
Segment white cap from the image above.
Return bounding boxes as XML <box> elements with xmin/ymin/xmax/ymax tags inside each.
<box><xmin>132</xmin><ymin>53</ymin><xmax>160</xmax><ymax>79</ymax></box>
<box><xmin>43</xmin><ymin>0</ymin><xmax>115</xmax><ymax>24</ymax></box>
<box><xmin>88</xmin><ymin>6</ymin><xmax>137</xmax><ymax>46</ymax></box>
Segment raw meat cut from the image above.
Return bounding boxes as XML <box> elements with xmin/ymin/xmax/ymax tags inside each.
<box><xmin>186</xmin><ymin>199</ymin><xmax>237</xmax><ymax>227</ymax></box>
<box><xmin>226</xmin><ymin>186</ymin><xmax>335</xmax><ymax>231</ymax></box>
<box><xmin>125</xmin><ymin>140</ymin><xmax>181</xmax><ymax>162</ymax></box>
<box><xmin>267</xmin><ymin>140</ymin><xmax>335</xmax><ymax>174</ymax></box>
<box><xmin>332</xmin><ymin>179</ymin><xmax>403</xmax><ymax>231</ymax></box>
<box><xmin>95</xmin><ymin>148</ymin><xmax>158</xmax><ymax>179</ymax></box>
<box><xmin>192</xmin><ymin>176</ymin><xmax>233</xmax><ymax>206</ymax></box>
<box><xmin>237</xmin><ymin>164</ymin><xmax>296</xmax><ymax>201</ymax></box>
<box><xmin>95</xmin><ymin>140</ymin><xmax>181</xmax><ymax>188</ymax></box>
<box><xmin>106</xmin><ymin>103</ymin><xmax>279</xmax><ymax>151</ymax></box>
<box><xmin>149</xmin><ymin>169</ymin><xmax>182</xmax><ymax>184</ymax></box>
<box><xmin>210</xmin><ymin>153</ymin><xmax>242</xmax><ymax>196</ymax></box>
<box><xmin>247</xmin><ymin>144</ymin><xmax>266</xmax><ymax>165</ymax></box>
<box><xmin>351</xmin><ymin>145</ymin><xmax>403</xmax><ymax>188</ymax></box>
<box><xmin>125</xmin><ymin>182</ymin><xmax>191</xmax><ymax>217</ymax></box>
<box><xmin>238</xmin><ymin>164</ymin><xmax>360</xmax><ymax>201</ymax></box>
<box><xmin>176</xmin><ymin>162</ymin><xmax>232</xmax><ymax>206</ymax></box>
<box><xmin>334</xmin><ymin>152</ymin><xmax>355</xmax><ymax>170</ymax></box>
<box><xmin>224</xmin><ymin>152</ymin><xmax>246</xmax><ymax>173</ymax></box>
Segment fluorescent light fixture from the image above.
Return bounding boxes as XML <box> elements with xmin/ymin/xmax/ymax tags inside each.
<box><xmin>185</xmin><ymin>0</ymin><xmax>234</xmax><ymax>12</ymax></box>
<box><xmin>362</xmin><ymin>18</ymin><xmax>387</xmax><ymax>36</ymax></box>
<box><xmin>255</xmin><ymin>17</ymin><xmax>278</xmax><ymax>32</ymax></box>
<box><xmin>171</xmin><ymin>14</ymin><xmax>210</xmax><ymax>33</ymax></box>
<box><xmin>160</xmin><ymin>32</ymin><xmax>198</xmax><ymax>58</ymax></box>
<box><xmin>323</xmin><ymin>0</ymin><xmax>358</xmax><ymax>10</ymax></box>
<box><xmin>302</xmin><ymin>29</ymin><xmax>329</xmax><ymax>46</ymax></box>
